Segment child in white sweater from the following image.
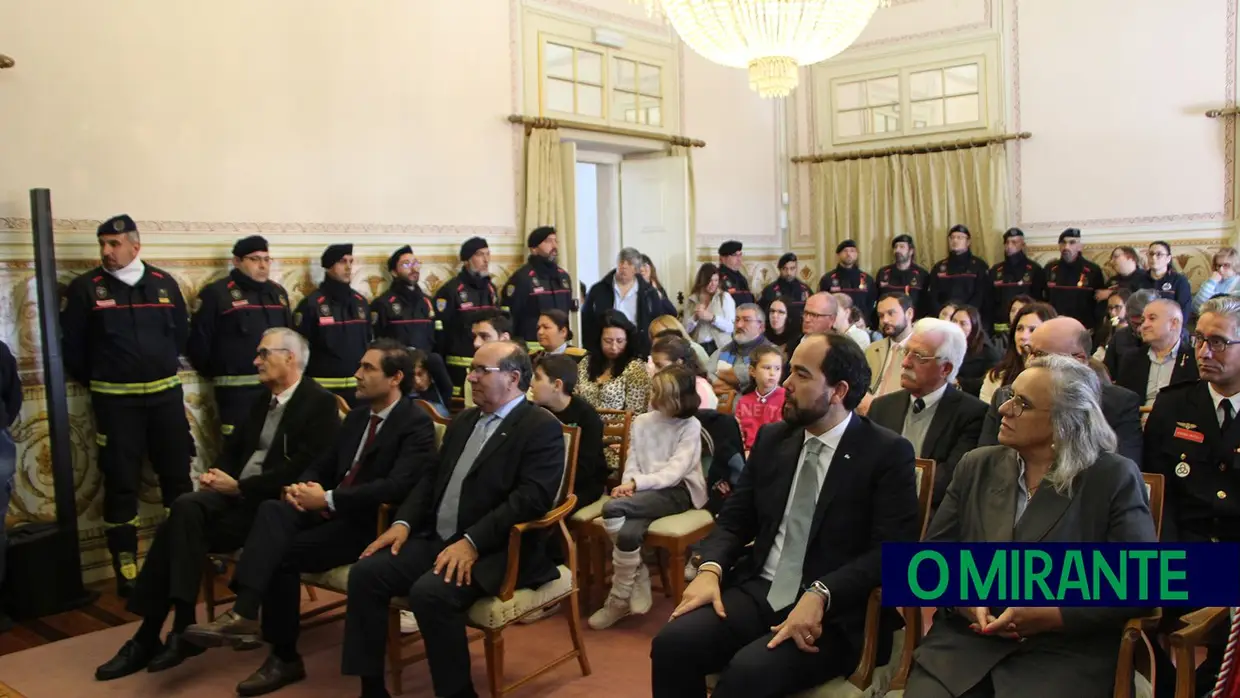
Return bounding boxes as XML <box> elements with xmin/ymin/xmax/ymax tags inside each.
<box><xmin>589</xmin><ymin>365</ymin><xmax>706</xmax><ymax>630</ymax></box>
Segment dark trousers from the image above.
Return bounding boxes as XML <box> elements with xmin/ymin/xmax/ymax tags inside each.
<box><xmin>342</xmin><ymin>537</ymin><xmax>486</xmax><ymax>697</ymax></box>
<box><xmin>649</xmin><ymin>577</ymin><xmax>853</xmax><ymax>698</ymax></box>
<box><xmin>905</xmin><ymin>669</ymin><xmax>996</xmax><ymax>698</ymax></box>
<box><xmin>91</xmin><ymin>387</ymin><xmax>194</xmax><ymax>554</ymax></box>
<box><xmin>127</xmin><ymin>489</ymin><xmax>254</xmax><ymax>619</ymax></box>
<box><xmin>0</xmin><ymin>428</ymin><xmax>15</xmax><ymax>590</ymax></box>
<box><xmin>213</xmin><ymin>385</ymin><xmax>266</xmax><ymax>437</ymax></box>
<box><xmin>231</xmin><ymin>499</ymin><xmax>374</xmax><ymax>652</ymax></box>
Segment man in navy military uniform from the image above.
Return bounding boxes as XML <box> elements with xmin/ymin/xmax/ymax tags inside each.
<box><xmin>0</xmin><ymin>339</ymin><xmax>21</xmax><ymax>631</ymax></box>
<box><xmin>819</xmin><ymin>239</ymin><xmax>878</xmax><ymax>322</ymax></box>
<box><xmin>875</xmin><ymin>234</ymin><xmax>930</xmax><ymax>318</ymax></box>
<box><xmin>61</xmin><ymin>214</ymin><xmax>195</xmax><ymax>596</ymax></box>
<box><xmin>759</xmin><ymin>253</ymin><xmax>813</xmax><ymax>332</ymax></box>
<box><xmin>501</xmin><ymin>226</ymin><xmax>573</xmax><ymax>351</ymax></box>
<box><xmin>294</xmin><ymin>244</ymin><xmax>372</xmax><ymax>407</ymax></box>
<box><xmin>988</xmin><ymin>228</ymin><xmax>1046</xmax><ymax>336</ymax></box>
<box><xmin>927</xmin><ymin>224</ymin><xmax>990</xmax><ymax>322</ymax></box>
<box><xmin>188</xmin><ymin>235</ymin><xmax>293</xmax><ymax>437</ymax></box>
<box><xmin>370</xmin><ymin>245</ymin><xmax>435</xmax><ymax>353</ymax></box>
<box><xmin>1143</xmin><ymin>295</ymin><xmax>1240</xmax><ymax>695</ymax></box>
<box><xmin>1045</xmin><ymin>228</ymin><xmax>1105</xmax><ymax>331</ymax></box>
<box><xmin>718</xmin><ymin>240</ymin><xmax>754</xmax><ymax>307</ymax></box>
<box><xmin>435</xmin><ymin>237</ymin><xmax>499</xmax><ymax>397</ymax></box>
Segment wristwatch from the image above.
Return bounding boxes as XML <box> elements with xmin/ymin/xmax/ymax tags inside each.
<box><xmin>805</xmin><ymin>581</ymin><xmax>832</xmax><ymax>611</ymax></box>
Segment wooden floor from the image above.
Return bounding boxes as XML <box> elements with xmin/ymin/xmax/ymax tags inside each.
<box><xmin>0</xmin><ymin>581</ymin><xmax>138</xmax><ymax>658</ymax></box>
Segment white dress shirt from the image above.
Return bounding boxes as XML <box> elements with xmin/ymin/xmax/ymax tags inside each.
<box><xmin>613</xmin><ymin>280</ymin><xmax>640</xmax><ymax>325</ymax></box>
<box><xmin>1208</xmin><ymin>383</ymin><xmax>1240</xmax><ymax>428</ymax></box>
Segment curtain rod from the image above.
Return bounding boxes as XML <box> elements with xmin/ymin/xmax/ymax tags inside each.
<box><xmin>506</xmin><ymin>114</ymin><xmax>706</xmax><ymax>148</ymax></box>
<box><xmin>792</xmin><ymin>131</ymin><xmax>1032</xmax><ymax>164</ymax></box>
<box><xmin>1207</xmin><ymin>106</ymin><xmax>1240</xmax><ymax>118</ymax></box>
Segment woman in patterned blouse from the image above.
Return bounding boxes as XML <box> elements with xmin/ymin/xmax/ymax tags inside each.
<box><xmin>576</xmin><ymin>310</ymin><xmax>652</xmax><ymax>472</ymax></box>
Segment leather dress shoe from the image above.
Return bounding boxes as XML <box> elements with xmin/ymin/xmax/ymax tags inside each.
<box><xmin>95</xmin><ymin>639</ymin><xmax>158</xmax><ymax>681</ymax></box>
<box><xmin>236</xmin><ymin>654</ymin><xmax>306</xmax><ymax>696</ymax></box>
<box><xmin>182</xmin><ymin>609</ymin><xmax>261</xmax><ymax>649</ymax></box>
<box><xmin>147</xmin><ymin>633</ymin><xmax>206</xmax><ymax>672</ymax></box>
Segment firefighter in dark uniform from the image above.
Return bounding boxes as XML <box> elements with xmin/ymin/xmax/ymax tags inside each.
<box><xmin>187</xmin><ymin>235</ymin><xmax>292</xmax><ymax>438</ymax></box>
<box><xmin>501</xmin><ymin>226</ymin><xmax>573</xmax><ymax>351</ymax></box>
<box><xmin>876</xmin><ymin>234</ymin><xmax>931</xmax><ymax>318</ymax></box>
<box><xmin>717</xmin><ymin>240</ymin><xmax>754</xmax><ymax>307</ymax></box>
<box><xmin>294</xmin><ymin>244</ymin><xmax>371</xmax><ymax>407</ymax></box>
<box><xmin>1045</xmin><ymin>228</ymin><xmax>1105</xmax><ymax>331</ymax></box>
<box><xmin>758</xmin><ymin>253</ymin><xmax>813</xmax><ymax>331</ymax></box>
<box><xmin>1141</xmin><ymin>296</ymin><xmax>1240</xmax><ymax>695</ymax></box>
<box><xmin>818</xmin><ymin>239</ymin><xmax>878</xmax><ymax>321</ymax></box>
<box><xmin>370</xmin><ymin>245</ymin><xmax>435</xmax><ymax>352</ymax></box>
<box><xmin>435</xmin><ymin>236</ymin><xmax>499</xmax><ymax>397</ymax></box>
<box><xmin>989</xmin><ymin>227</ymin><xmax>1047</xmax><ymax>335</ymax></box>
<box><xmin>927</xmin><ymin>224</ymin><xmax>991</xmax><ymax>321</ymax></box>
<box><xmin>61</xmin><ymin>214</ymin><xmax>194</xmax><ymax>596</ymax></box>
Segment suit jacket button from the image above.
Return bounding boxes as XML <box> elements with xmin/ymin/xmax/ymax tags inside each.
<box><xmin>1218</xmin><ymin>490</ymin><xmax>1228</xmax><ymax>500</ymax></box>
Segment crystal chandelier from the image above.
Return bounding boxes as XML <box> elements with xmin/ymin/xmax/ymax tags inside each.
<box><xmin>633</xmin><ymin>0</ymin><xmax>887</xmax><ymax>98</ymax></box>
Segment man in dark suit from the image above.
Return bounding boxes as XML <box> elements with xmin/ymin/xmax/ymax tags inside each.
<box><xmin>339</xmin><ymin>340</ymin><xmax>565</xmax><ymax>698</ymax></box>
<box><xmin>650</xmin><ymin>332</ymin><xmax>920</xmax><ymax>698</ymax></box>
<box><xmin>182</xmin><ymin>338</ymin><xmax>438</xmax><ymax>696</ymax></box>
<box><xmin>94</xmin><ymin>327</ymin><xmax>342</xmax><ymax>681</ymax></box>
<box><xmin>1103</xmin><ymin>289</ymin><xmax>1157</xmax><ymax>378</ymax></box>
<box><xmin>1143</xmin><ymin>296</ymin><xmax>1240</xmax><ymax>696</ymax></box>
<box><xmin>1116</xmin><ymin>298</ymin><xmax>1198</xmax><ymax>407</ymax></box>
<box><xmin>868</xmin><ymin>318</ymin><xmax>986</xmax><ymax>507</ymax></box>
<box><xmin>979</xmin><ymin>317</ymin><xmax>1143</xmax><ymax>464</ymax></box>
<box><xmin>582</xmin><ymin>247</ymin><xmax>675</xmax><ymax>357</ymax></box>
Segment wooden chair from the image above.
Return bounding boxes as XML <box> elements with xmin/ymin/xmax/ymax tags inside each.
<box><xmin>887</xmin><ymin>467</ymin><xmax>1167</xmax><ymax>698</ymax></box>
<box><xmin>1170</xmin><ymin>607</ymin><xmax>1232</xmax><ymax>697</ymax></box>
<box><xmin>386</xmin><ymin>425</ymin><xmax>590</xmax><ymax>696</ymax></box>
<box><xmin>571</xmin><ymin>409</ymin><xmax>633</xmax><ymax>608</ymax></box>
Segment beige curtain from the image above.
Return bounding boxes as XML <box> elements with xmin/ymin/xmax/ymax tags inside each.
<box><xmin>521</xmin><ymin>127</ymin><xmax>568</xmax><ymax>234</ymax></box>
<box><xmin>810</xmin><ymin>143</ymin><xmax>1008</xmax><ymax>270</ymax></box>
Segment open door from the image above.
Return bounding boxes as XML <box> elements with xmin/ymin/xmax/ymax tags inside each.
<box><xmin>620</xmin><ymin>155</ymin><xmax>691</xmax><ymax>310</ymax></box>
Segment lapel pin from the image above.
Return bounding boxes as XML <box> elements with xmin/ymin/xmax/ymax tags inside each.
<box><xmin>843</xmin><ymin>453</ymin><xmax>850</xmax><ymax>459</ymax></box>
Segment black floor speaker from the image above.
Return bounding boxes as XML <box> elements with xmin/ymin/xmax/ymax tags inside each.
<box><xmin>1</xmin><ymin>522</ymin><xmax>97</xmax><ymax>620</ymax></box>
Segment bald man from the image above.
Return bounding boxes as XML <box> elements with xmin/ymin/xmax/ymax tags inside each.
<box><xmin>1117</xmin><ymin>299</ymin><xmax>1198</xmax><ymax>407</ymax></box>
<box><xmin>783</xmin><ymin>292</ymin><xmax>842</xmax><ymax>361</ymax></box>
<box><xmin>979</xmin><ymin>316</ymin><xmax>1143</xmax><ymax>463</ymax></box>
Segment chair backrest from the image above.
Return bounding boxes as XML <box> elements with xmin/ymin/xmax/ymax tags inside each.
<box><xmin>334</xmin><ymin>394</ymin><xmax>350</xmax><ymax>421</ymax></box>
<box><xmin>556</xmin><ymin>425</ymin><xmax>582</xmax><ymax>505</ymax></box>
<box><xmin>413</xmin><ymin>399</ymin><xmax>452</xmax><ymax>449</ymax></box>
<box><xmin>716</xmin><ymin>389</ymin><xmax>737</xmax><ymax>415</ymax></box>
<box><xmin>699</xmin><ymin>427</ymin><xmax>715</xmax><ymax>478</ymax></box>
<box><xmin>596</xmin><ymin>408</ymin><xmax>634</xmax><ymax>467</ymax></box>
<box><xmin>914</xmin><ymin>458</ymin><xmax>937</xmax><ymax>539</ymax></box>
<box><xmin>1143</xmin><ymin>472</ymin><xmax>1165</xmax><ymax>540</ymax></box>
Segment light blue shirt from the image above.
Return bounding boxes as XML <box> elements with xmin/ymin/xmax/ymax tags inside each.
<box><xmin>1194</xmin><ymin>274</ymin><xmax>1240</xmax><ymax>311</ymax></box>
<box><xmin>394</xmin><ymin>394</ymin><xmax>526</xmax><ymax>546</ymax></box>
<box><xmin>613</xmin><ymin>280</ymin><xmax>639</xmax><ymax>325</ymax></box>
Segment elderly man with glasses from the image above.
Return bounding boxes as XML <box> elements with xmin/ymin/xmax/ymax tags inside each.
<box><xmin>978</xmin><ymin>316</ymin><xmax>1143</xmax><ymax>464</ymax></box>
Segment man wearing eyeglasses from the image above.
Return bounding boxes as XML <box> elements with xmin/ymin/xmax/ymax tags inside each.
<box><xmin>189</xmin><ymin>236</ymin><xmax>294</xmax><ymax>439</ymax></box>
<box><xmin>370</xmin><ymin>245</ymin><xmax>435</xmax><ymax>353</ymax></box>
<box><xmin>95</xmin><ymin>328</ymin><xmax>341</xmax><ymax>682</ymax></box>
<box><xmin>1143</xmin><ymin>295</ymin><xmax>1240</xmax><ymax>696</ymax></box>
<box><xmin>1116</xmin><ymin>299</ymin><xmax>1198</xmax><ymax>408</ymax></box>
<box><xmin>978</xmin><ymin>316</ymin><xmax>1143</xmax><ymax>464</ymax></box>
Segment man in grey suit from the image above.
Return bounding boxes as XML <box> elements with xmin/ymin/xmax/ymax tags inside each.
<box><xmin>867</xmin><ymin>318</ymin><xmax>986</xmax><ymax>508</ymax></box>
<box><xmin>906</xmin><ymin>355</ymin><xmax>1156</xmax><ymax>697</ymax></box>
<box><xmin>978</xmin><ymin>316</ymin><xmax>1143</xmax><ymax>464</ymax></box>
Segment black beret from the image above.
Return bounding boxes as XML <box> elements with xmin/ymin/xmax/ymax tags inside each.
<box><xmin>718</xmin><ymin>240</ymin><xmax>743</xmax><ymax>256</ymax></box>
<box><xmin>948</xmin><ymin>224</ymin><xmax>971</xmax><ymax>238</ymax></box>
<box><xmin>836</xmin><ymin>239</ymin><xmax>857</xmax><ymax>254</ymax></box>
<box><xmin>1058</xmin><ymin>227</ymin><xmax>1082</xmax><ymax>243</ymax></box>
<box><xmin>387</xmin><ymin>245</ymin><xmax>413</xmax><ymax>272</ymax></box>
<box><xmin>98</xmin><ymin>214</ymin><xmax>137</xmax><ymax>236</ymax></box>
<box><xmin>460</xmin><ymin>237</ymin><xmax>489</xmax><ymax>261</ymax></box>
<box><xmin>232</xmin><ymin>235</ymin><xmax>268</xmax><ymax>258</ymax></box>
<box><xmin>1002</xmin><ymin>227</ymin><xmax>1025</xmax><ymax>241</ymax></box>
<box><xmin>527</xmin><ymin>226</ymin><xmax>556</xmax><ymax>248</ymax></box>
<box><xmin>778</xmin><ymin>253</ymin><xmax>798</xmax><ymax>268</ymax></box>
<box><xmin>320</xmin><ymin>243</ymin><xmax>353</xmax><ymax>269</ymax></box>
<box><xmin>891</xmin><ymin>234</ymin><xmax>915</xmax><ymax>248</ymax></box>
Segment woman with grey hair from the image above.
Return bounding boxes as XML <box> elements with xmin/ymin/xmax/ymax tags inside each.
<box><xmin>905</xmin><ymin>354</ymin><xmax>1157</xmax><ymax>698</ymax></box>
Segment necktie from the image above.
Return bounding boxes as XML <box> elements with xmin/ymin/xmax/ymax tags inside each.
<box><xmin>339</xmin><ymin>415</ymin><xmax>383</xmax><ymax>488</ymax></box>
<box><xmin>912</xmin><ymin>398</ymin><xmax>926</xmax><ymax>415</ymax></box>
<box><xmin>437</xmin><ymin>414</ymin><xmax>498</xmax><ymax>541</ymax></box>
<box><xmin>269</xmin><ymin>397</ymin><xmax>279</xmax><ymax>411</ymax></box>
<box><xmin>767</xmin><ymin>439</ymin><xmax>827</xmax><ymax>610</ymax></box>
<box><xmin>1224</xmin><ymin>400</ymin><xmax>1235</xmax><ymax>434</ymax></box>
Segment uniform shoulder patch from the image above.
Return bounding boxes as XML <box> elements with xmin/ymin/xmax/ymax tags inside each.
<box><xmin>436</xmin><ymin>297</ymin><xmax>448</xmax><ymax>312</ymax></box>
<box><xmin>506</xmin><ymin>284</ymin><xmax>515</xmax><ymax>296</ymax></box>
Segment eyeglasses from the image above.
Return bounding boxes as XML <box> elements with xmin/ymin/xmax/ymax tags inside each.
<box><xmin>803</xmin><ymin>311</ymin><xmax>836</xmax><ymax>321</ymax></box>
<box><xmin>468</xmin><ymin>365</ymin><xmax>504</xmax><ymax>376</ymax></box>
<box><xmin>256</xmin><ymin>348</ymin><xmax>291</xmax><ymax>360</ymax></box>
<box><xmin>905</xmin><ymin>351</ymin><xmax>942</xmax><ymax>364</ymax></box>
<box><xmin>397</xmin><ymin>259</ymin><xmax>422</xmax><ymax>270</ymax></box>
<box><xmin>1190</xmin><ymin>334</ymin><xmax>1240</xmax><ymax>354</ymax></box>
<box><xmin>1001</xmin><ymin>394</ymin><xmax>1039</xmax><ymax>417</ymax></box>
